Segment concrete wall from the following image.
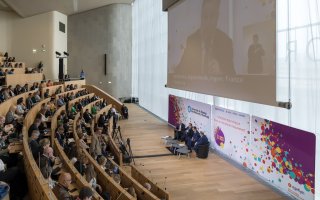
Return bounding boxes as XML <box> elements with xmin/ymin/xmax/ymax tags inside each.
<box><xmin>0</xmin><ymin>10</ymin><xmax>67</xmax><ymax>80</ymax></box>
<box><xmin>68</xmin><ymin>3</ymin><xmax>132</xmax><ymax>99</ymax></box>
<box><xmin>0</xmin><ymin>11</ymin><xmax>18</xmax><ymax>54</ymax></box>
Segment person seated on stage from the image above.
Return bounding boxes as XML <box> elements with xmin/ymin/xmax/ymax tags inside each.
<box><xmin>83</xmin><ymin>109</ymin><xmax>93</xmax><ymax>124</ymax></box>
<box><xmin>191</xmin><ymin>127</ymin><xmax>201</xmax><ymax>147</ymax></box>
<box><xmin>121</xmin><ymin>104</ymin><xmax>129</xmax><ymax>119</ymax></box>
<box><xmin>78</xmin><ymin>186</ymin><xmax>94</xmax><ymax>200</ymax></box>
<box><xmin>194</xmin><ymin>131</ymin><xmax>209</xmax><ymax>153</ymax></box>
<box><xmin>186</xmin><ymin>126</ymin><xmax>198</xmax><ymax>151</ymax></box>
<box><xmin>182</xmin><ymin>123</ymin><xmax>193</xmax><ymax>143</ymax></box>
<box><xmin>29</xmin><ymin>130</ymin><xmax>41</xmax><ymax>160</ymax></box>
<box><xmin>53</xmin><ymin>172</ymin><xmax>74</xmax><ymax>200</ymax></box>
<box><xmin>174</xmin><ymin>121</ymin><xmax>185</xmax><ymax>141</ymax></box>
<box><xmin>85</xmin><ymin>164</ymin><xmax>102</xmax><ymax>193</ymax></box>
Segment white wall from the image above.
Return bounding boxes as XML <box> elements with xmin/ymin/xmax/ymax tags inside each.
<box><xmin>133</xmin><ymin>0</ymin><xmax>320</xmax><ymax>199</ymax></box>
<box><xmin>52</xmin><ymin>11</ymin><xmax>68</xmax><ymax>79</ymax></box>
<box><xmin>0</xmin><ymin>11</ymin><xmax>67</xmax><ymax>81</ymax></box>
<box><xmin>0</xmin><ymin>11</ymin><xmax>19</xmax><ymax>55</ymax></box>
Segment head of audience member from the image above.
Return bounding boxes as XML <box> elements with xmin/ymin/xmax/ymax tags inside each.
<box><xmin>98</xmin><ymin>156</ymin><xmax>107</xmax><ymax>167</ymax></box>
<box><xmin>85</xmin><ymin>164</ymin><xmax>96</xmax><ymax>183</ymax></box>
<box><xmin>58</xmin><ymin>172</ymin><xmax>72</xmax><ymax>189</ymax></box>
<box><xmin>79</xmin><ymin>186</ymin><xmax>93</xmax><ymax>200</ymax></box>
<box><xmin>94</xmin><ymin>127</ymin><xmax>102</xmax><ymax>136</ymax></box>
<box><xmin>39</xmin><ymin>138</ymin><xmax>51</xmax><ymax>150</ymax></box>
<box><xmin>188</xmin><ymin>123</ymin><xmax>193</xmax><ymax>129</ymax></box>
<box><xmin>144</xmin><ymin>182</ymin><xmax>152</xmax><ymax>191</ymax></box>
<box><xmin>31</xmin><ymin>130</ymin><xmax>40</xmax><ymax>140</ymax></box>
<box><xmin>17</xmin><ymin>97</ymin><xmax>23</xmax><ymax>105</ymax></box>
<box><xmin>43</xmin><ymin>146</ymin><xmax>54</xmax><ymax>159</ymax></box>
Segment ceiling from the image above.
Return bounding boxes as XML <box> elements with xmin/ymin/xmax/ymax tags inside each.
<box><xmin>0</xmin><ymin>0</ymin><xmax>12</xmax><ymax>11</ymax></box>
<box><xmin>2</xmin><ymin>0</ymin><xmax>133</xmax><ymax>17</ymax></box>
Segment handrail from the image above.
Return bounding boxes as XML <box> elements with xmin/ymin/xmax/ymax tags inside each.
<box><xmin>0</xmin><ymin>89</ymin><xmax>37</xmax><ymax>116</ymax></box>
<box><xmin>41</xmin><ymin>84</ymin><xmax>64</xmax><ymax>99</ymax></box>
<box><xmin>82</xmin><ymin>85</ymin><xmax>123</xmax><ymax>112</ymax></box>
<box><xmin>131</xmin><ymin>165</ymin><xmax>170</xmax><ymax>200</ymax></box>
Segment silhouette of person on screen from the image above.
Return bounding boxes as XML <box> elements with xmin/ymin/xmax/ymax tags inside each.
<box><xmin>248</xmin><ymin>34</ymin><xmax>265</xmax><ymax>74</ymax></box>
<box><xmin>174</xmin><ymin>0</ymin><xmax>235</xmax><ymax>76</ymax></box>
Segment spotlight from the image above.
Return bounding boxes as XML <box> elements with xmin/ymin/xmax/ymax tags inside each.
<box><xmin>55</xmin><ymin>51</ymin><xmax>61</xmax><ymax>56</ymax></box>
<box><xmin>63</xmin><ymin>51</ymin><xmax>69</xmax><ymax>56</ymax></box>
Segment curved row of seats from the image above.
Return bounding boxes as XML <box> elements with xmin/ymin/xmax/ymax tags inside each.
<box><xmin>21</xmin><ymin>80</ymin><xmax>88</xmax><ymax>200</ymax></box>
<box><xmin>1</xmin><ymin>77</ymin><xmax>169</xmax><ymax>199</ymax></box>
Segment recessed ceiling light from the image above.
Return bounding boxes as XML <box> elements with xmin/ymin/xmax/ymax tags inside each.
<box><xmin>32</xmin><ymin>49</ymin><xmax>37</xmax><ymax>53</ymax></box>
<box><xmin>108</xmin><ymin>81</ymin><xmax>112</xmax><ymax>84</ymax></box>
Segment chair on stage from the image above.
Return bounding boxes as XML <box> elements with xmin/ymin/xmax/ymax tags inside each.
<box><xmin>196</xmin><ymin>143</ymin><xmax>210</xmax><ymax>159</ymax></box>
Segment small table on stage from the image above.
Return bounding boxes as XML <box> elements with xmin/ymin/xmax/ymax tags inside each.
<box><xmin>176</xmin><ymin>147</ymin><xmax>190</xmax><ymax>159</ymax></box>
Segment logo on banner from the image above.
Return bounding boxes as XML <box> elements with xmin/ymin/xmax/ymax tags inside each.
<box><xmin>214</xmin><ymin>126</ymin><xmax>225</xmax><ymax>148</ymax></box>
<box><xmin>187</xmin><ymin>106</ymin><xmax>209</xmax><ymax>119</ymax></box>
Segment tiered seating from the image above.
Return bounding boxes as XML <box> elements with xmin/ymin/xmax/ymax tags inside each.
<box><xmin>0</xmin><ymin>60</ymin><xmax>169</xmax><ymax>199</ymax></box>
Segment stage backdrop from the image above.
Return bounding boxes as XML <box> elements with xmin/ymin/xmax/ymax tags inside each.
<box><xmin>251</xmin><ymin>116</ymin><xmax>315</xmax><ymax>200</ymax></box>
<box><xmin>168</xmin><ymin>95</ymin><xmax>211</xmax><ymax>138</ymax></box>
<box><xmin>212</xmin><ymin>106</ymin><xmax>251</xmax><ymax>167</ymax></box>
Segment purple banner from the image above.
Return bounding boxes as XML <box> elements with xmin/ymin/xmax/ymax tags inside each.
<box><xmin>251</xmin><ymin>116</ymin><xmax>315</xmax><ymax>200</ymax></box>
<box><xmin>168</xmin><ymin>95</ymin><xmax>211</xmax><ymax>137</ymax></box>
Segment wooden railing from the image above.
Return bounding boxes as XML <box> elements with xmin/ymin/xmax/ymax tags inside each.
<box><xmin>41</xmin><ymin>84</ymin><xmax>65</xmax><ymax>99</ymax></box>
<box><xmin>107</xmin><ymin>116</ymin><xmax>123</xmax><ymax>167</ymax></box>
<box><xmin>82</xmin><ymin>85</ymin><xmax>123</xmax><ymax>112</ymax></box>
<box><xmin>64</xmin><ymin>80</ymin><xmax>86</xmax><ymax>90</ymax></box>
<box><xmin>6</xmin><ymin>73</ymin><xmax>43</xmax><ymax>86</ymax></box>
<box><xmin>0</xmin><ymin>90</ymin><xmax>36</xmax><ymax>116</ymax></box>
<box><xmin>131</xmin><ymin>165</ymin><xmax>170</xmax><ymax>200</ymax></box>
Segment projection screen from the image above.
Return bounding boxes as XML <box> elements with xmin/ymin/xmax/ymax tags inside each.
<box><xmin>167</xmin><ymin>0</ymin><xmax>276</xmax><ymax>106</ymax></box>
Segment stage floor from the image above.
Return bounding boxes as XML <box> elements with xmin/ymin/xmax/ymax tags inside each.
<box><xmin>118</xmin><ymin>104</ymin><xmax>288</xmax><ymax>200</ymax></box>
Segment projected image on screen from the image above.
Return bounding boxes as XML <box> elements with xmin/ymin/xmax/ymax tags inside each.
<box><xmin>167</xmin><ymin>0</ymin><xmax>276</xmax><ymax>106</ymax></box>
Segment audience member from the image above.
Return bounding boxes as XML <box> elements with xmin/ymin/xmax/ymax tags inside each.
<box><xmin>53</xmin><ymin>172</ymin><xmax>74</xmax><ymax>200</ymax></box>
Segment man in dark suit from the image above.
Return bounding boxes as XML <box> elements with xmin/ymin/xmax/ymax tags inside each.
<box><xmin>194</xmin><ymin>131</ymin><xmax>209</xmax><ymax>153</ymax></box>
<box><xmin>29</xmin><ymin>130</ymin><xmax>41</xmax><ymax>160</ymax></box>
<box><xmin>173</xmin><ymin>0</ymin><xmax>234</xmax><ymax>76</ymax></box>
<box><xmin>174</xmin><ymin>121</ymin><xmax>185</xmax><ymax>141</ymax></box>
<box><xmin>83</xmin><ymin>109</ymin><xmax>93</xmax><ymax>124</ymax></box>
<box><xmin>98</xmin><ymin>112</ymin><xmax>108</xmax><ymax>128</ymax></box>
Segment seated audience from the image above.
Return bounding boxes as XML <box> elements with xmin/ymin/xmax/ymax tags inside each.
<box><xmin>79</xmin><ymin>186</ymin><xmax>94</xmax><ymax>200</ymax></box>
<box><xmin>53</xmin><ymin>172</ymin><xmax>74</xmax><ymax>200</ymax></box>
<box><xmin>29</xmin><ymin>130</ymin><xmax>41</xmax><ymax>159</ymax></box>
<box><xmin>83</xmin><ymin>109</ymin><xmax>93</xmax><ymax>124</ymax></box>
<box><xmin>85</xmin><ymin>164</ymin><xmax>102</xmax><ymax>193</ymax></box>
